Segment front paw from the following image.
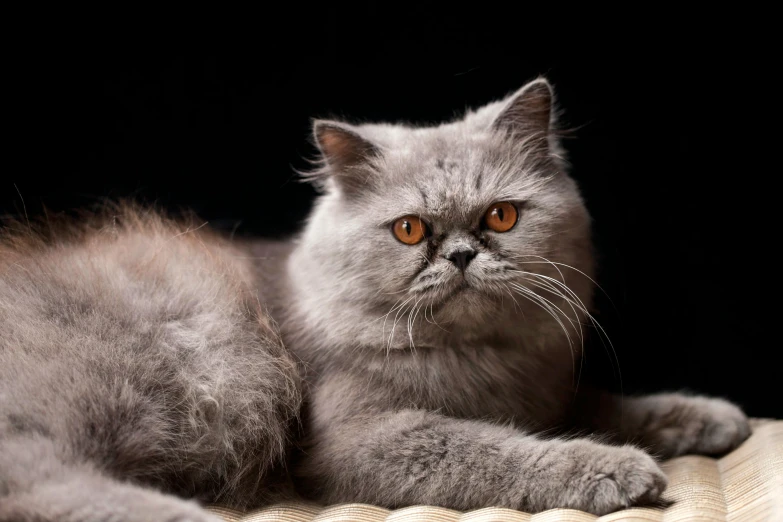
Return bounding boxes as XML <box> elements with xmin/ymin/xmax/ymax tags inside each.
<box><xmin>556</xmin><ymin>441</ymin><xmax>668</xmax><ymax>515</ymax></box>
<box><xmin>647</xmin><ymin>396</ymin><xmax>751</xmax><ymax>457</ymax></box>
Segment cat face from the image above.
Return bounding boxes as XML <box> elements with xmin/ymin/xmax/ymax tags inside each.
<box><xmin>294</xmin><ymin>79</ymin><xmax>593</xmax><ymax>343</ymax></box>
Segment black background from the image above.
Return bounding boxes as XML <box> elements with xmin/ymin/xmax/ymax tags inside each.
<box><xmin>5</xmin><ymin>12</ymin><xmax>779</xmax><ymax>417</ymax></box>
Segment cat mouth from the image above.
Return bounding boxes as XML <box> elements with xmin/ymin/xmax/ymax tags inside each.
<box><xmin>413</xmin><ymin>276</ymin><xmax>477</xmax><ymax>304</ymax></box>
<box><xmin>441</xmin><ymin>280</ymin><xmax>470</xmax><ymax>299</ymax></box>
<box><xmin>411</xmin><ymin>267</ymin><xmax>515</xmax><ymax>305</ymax></box>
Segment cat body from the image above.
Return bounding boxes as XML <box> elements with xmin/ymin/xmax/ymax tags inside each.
<box><xmin>0</xmin><ymin>209</ymin><xmax>300</xmax><ymax>521</ymax></box>
<box><xmin>258</xmin><ymin>79</ymin><xmax>751</xmax><ymax>514</ymax></box>
<box><xmin>0</xmin><ymin>79</ymin><xmax>751</xmax><ymax>520</ymax></box>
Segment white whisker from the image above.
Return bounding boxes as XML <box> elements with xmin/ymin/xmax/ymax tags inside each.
<box><xmin>382</xmin><ymin>296</ymin><xmax>413</xmax><ymax>352</ymax></box>
<box><xmin>512</xmin><ymin>254</ymin><xmax>614</xmax><ymax>307</ymax></box>
<box><xmin>407</xmin><ymin>297</ymin><xmax>424</xmax><ymax>353</ymax></box>
<box><xmin>509</xmin><ymin>282</ymin><xmax>577</xmax><ymax>380</ymax></box>
<box><xmin>502</xmin><ymin>283</ymin><xmax>524</xmax><ymax>317</ymax></box>
<box><xmin>509</xmin><ymin>261</ymin><xmax>621</xmax><ymax>398</ymax></box>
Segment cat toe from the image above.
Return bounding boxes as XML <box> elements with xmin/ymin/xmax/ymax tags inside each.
<box><xmin>692</xmin><ymin>399</ymin><xmax>751</xmax><ymax>455</ymax></box>
<box><xmin>564</xmin><ymin>441</ymin><xmax>668</xmax><ymax>515</ymax></box>
<box><xmin>591</xmin><ymin>447</ymin><xmax>667</xmax><ymax>514</ymax></box>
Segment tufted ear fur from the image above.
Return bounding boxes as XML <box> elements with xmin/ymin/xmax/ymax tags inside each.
<box><xmin>311</xmin><ymin>120</ymin><xmax>381</xmax><ymax>194</ymax></box>
<box><xmin>492</xmin><ymin>78</ymin><xmax>554</xmax><ymax>137</ymax></box>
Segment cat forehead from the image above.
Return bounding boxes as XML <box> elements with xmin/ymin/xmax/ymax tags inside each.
<box><xmin>371</xmin><ymin>124</ymin><xmax>511</xmax><ymax>181</ymax></box>
<box><xmin>359</xmin><ymin>118</ymin><xmax>488</xmax><ymax>151</ymax></box>
<box><xmin>363</xmin><ymin>146</ymin><xmax>543</xmax><ymax>224</ymax></box>
<box><xmin>381</xmin><ymin>126</ymin><xmax>532</xmax><ymax>183</ymax></box>
<box><xmin>344</xmin><ymin>116</ymin><xmax>553</xmax><ymax>222</ymax></box>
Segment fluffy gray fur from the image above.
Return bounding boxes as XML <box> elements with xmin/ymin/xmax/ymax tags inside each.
<box><xmin>0</xmin><ymin>79</ymin><xmax>751</xmax><ymax>519</ymax></box>
<box><xmin>0</xmin><ymin>208</ymin><xmax>301</xmax><ymax>521</ymax></box>
<box><xmin>255</xmin><ymin>78</ymin><xmax>751</xmax><ymax>515</ymax></box>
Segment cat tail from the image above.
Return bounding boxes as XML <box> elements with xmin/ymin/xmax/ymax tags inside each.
<box><xmin>0</xmin><ymin>435</ymin><xmax>221</xmax><ymax>522</ymax></box>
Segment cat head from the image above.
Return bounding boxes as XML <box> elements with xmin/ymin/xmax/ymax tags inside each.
<box><xmin>290</xmin><ymin>78</ymin><xmax>593</xmax><ymax>351</ymax></box>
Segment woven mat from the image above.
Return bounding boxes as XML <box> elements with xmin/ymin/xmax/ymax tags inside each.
<box><xmin>208</xmin><ymin>420</ymin><xmax>782</xmax><ymax>522</ymax></box>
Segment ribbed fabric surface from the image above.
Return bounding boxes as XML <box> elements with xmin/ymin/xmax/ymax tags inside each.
<box><xmin>208</xmin><ymin>420</ymin><xmax>782</xmax><ymax>522</ymax></box>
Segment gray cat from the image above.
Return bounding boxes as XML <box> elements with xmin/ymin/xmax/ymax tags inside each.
<box><xmin>0</xmin><ymin>78</ymin><xmax>751</xmax><ymax>520</ymax></box>
<box><xmin>0</xmin><ymin>209</ymin><xmax>301</xmax><ymax>521</ymax></box>
<box><xmin>256</xmin><ymin>78</ymin><xmax>751</xmax><ymax>515</ymax></box>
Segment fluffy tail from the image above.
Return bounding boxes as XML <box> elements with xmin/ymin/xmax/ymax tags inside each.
<box><xmin>0</xmin><ymin>436</ymin><xmax>222</xmax><ymax>522</ymax></box>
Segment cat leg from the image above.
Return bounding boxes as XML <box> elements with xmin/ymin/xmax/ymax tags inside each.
<box><xmin>0</xmin><ymin>436</ymin><xmax>222</xmax><ymax>522</ymax></box>
<box><xmin>574</xmin><ymin>390</ymin><xmax>751</xmax><ymax>458</ymax></box>
<box><xmin>300</xmin><ymin>409</ymin><xmax>667</xmax><ymax>515</ymax></box>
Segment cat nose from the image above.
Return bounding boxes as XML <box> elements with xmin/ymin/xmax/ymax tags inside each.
<box><xmin>445</xmin><ymin>249</ymin><xmax>477</xmax><ymax>271</ymax></box>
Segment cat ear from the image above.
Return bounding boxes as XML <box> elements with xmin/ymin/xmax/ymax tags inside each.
<box><xmin>311</xmin><ymin>120</ymin><xmax>381</xmax><ymax>194</ymax></box>
<box><xmin>314</xmin><ymin>121</ymin><xmax>379</xmax><ymax>168</ymax></box>
<box><xmin>491</xmin><ymin>78</ymin><xmax>554</xmax><ymax>142</ymax></box>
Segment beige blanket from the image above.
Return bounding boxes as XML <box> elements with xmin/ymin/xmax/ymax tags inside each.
<box><xmin>209</xmin><ymin>420</ymin><xmax>782</xmax><ymax>522</ymax></box>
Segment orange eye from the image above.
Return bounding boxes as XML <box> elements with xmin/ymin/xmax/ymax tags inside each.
<box><xmin>392</xmin><ymin>215</ymin><xmax>427</xmax><ymax>245</ymax></box>
<box><xmin>484</xmin><ymin>202</ymin><xmax>518</xmax><ymax>232</ymax></box>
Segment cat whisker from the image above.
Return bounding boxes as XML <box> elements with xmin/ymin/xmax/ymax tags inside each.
<box><xmin>417</xmin><ymin>251</ymin><xmax>432</xmax><ymax>266</ymax></box>
<box><xmin>502</xmin><ymin>283</ymin><xmax>524</xmax><ymax>317</ymax></box>
<box><xmin>378</xmin><ymin>286</ymin><xmax>415</xmax><ymax>295</ymax></box>
<box><xmin>522</xmin><ymin>276</ymin><xmax>588</xmax><ymax>333</ymax></box>
<box><xmin>510</xmin><ymin>268</ymin><xmax>621</xmax><ymax>398</ymax></box>
<box><xmin>423</xmin><ymin>302</ymin><xmax>450</xmax><ymax>332</ymax></box>
<box><xmin>522</xmin><ymin>270</ymin><xmax>619</xmax><ymax>386</ymax></box>
<box><xmin>516</xmin><ymin>277</ymin><xmax>586</xmax><ymax>391</ymax></box>
<box><xmin>423</xmin><ymin>301</ymin><xmax>435</xmax><ymax>324</ymax></box>
<box><xmin>511</xmin><ymin>255</ymin><xmax>614</xmax><ymax>308</ymax></box>
<box><xmin>407</xmin><ymin>297</ymin><xmax>424</xmax><ymax>354</ymax></box>
<box><xmin>379</xmin><ymin>296</ymin><xmax>414</xmax><ymax>321</ymax></box>
<box><xmin>508</xmin><ymin>282</ymin><xmax>577</xmax><ymax>382</ymax></box>
<box><xmin>509</xmin><ymin>282</ymin><xmax>578</xmax><ymax>347</ymax></box>
<box><xmin>381</xmin><ymin>296</ymin><xmax>413</xmax><ymax>349</ymax></box>
<box><xmin>520</xmin><ymin>274</ymin><xmax>590</xmax><ymax>386</ymax></box>
<box><xmin>387</xmin><ymin>298</ymin><xmax>415</xmax><ymax>356</ymax></box>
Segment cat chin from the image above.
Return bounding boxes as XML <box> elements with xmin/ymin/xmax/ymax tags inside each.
<box><xmin>423</xmin><ymin>287</ymin><xmax>508</xmax><ymax>319</ymax></box>
<box><xmin>416</xmin><ymin>279</ymin><xmax>512</xmax><ymax>307</ymax></box>
<box><xmin>413</xmin><ymin>272</ymin><xmax>513</xmax><ymax>300</ymax></box>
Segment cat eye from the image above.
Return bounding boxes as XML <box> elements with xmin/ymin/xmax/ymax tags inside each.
<box><xmin>484</xmin><ymin>202</ymin><xmax>519</xmax><ymax>232</ymax></box>
<box><xmin>392</xmin><ymin>215</ymin><xmax>428</xmax><ymax>245</ymax></box>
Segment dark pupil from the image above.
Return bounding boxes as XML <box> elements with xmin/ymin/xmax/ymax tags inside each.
<box><xmin>403</xmin><ymin>221</ymin><xmax>411</xmax><ymax>235</ymax></box>
<box><xmin>495</xmin><ymin>207</ymin><xmax>505</xmax><ymax>221</ymax></box>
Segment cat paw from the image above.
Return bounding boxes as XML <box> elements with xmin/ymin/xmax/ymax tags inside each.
<box><xmin>649</xmin><ymin>396</ymin><xmax>751</xmax><ymax>457</ymax></box>
<box><xmin>559</xmin><ymin>441</ymin><xmax>668</xmax><ymax>515</ymax></box>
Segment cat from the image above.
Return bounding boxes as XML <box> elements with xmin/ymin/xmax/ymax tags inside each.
<box><xmin>0</xmin><ymin>208</ymin><xmax>301</xmax><ymax>521</ymax></box>
<box><xmin>0</xmin><ymin>78</ymin><xmax>751</xmax><ymax>520</ymax></box>
<box><xmin>252</xmin><ymin>78</ymin><xmax>752</xmax><ymax>515</ymax></box>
